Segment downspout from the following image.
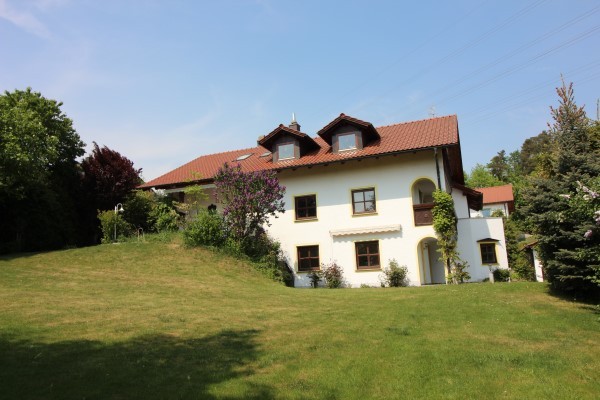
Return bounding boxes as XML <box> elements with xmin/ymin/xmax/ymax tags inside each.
<box><xmin>434</xmin><ymin>147</ymin><xmax>442</xmax><ymax>190</ymax></box>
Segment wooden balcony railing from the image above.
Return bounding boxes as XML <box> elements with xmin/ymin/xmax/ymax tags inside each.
<box><xmin>413</xmin><ymin>203</ymin><xmax>434</xmax><ymax>226</ymax></box>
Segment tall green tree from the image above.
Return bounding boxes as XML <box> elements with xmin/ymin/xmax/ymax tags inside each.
<box><xmin>521</xmin><ymin>80</ymin><xmax>600</xmax><ymax>297</ymax></box>
<box><xmin>465</xmin><ymin>164</ymin><xmax>503</xmax><ymax>188</ymax></box>
<box><xmin>0</xmin><ymin>88</ymin><xmax>85</xmax><ymax>252</ymax></box>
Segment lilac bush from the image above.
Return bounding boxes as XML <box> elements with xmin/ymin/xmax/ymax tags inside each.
<box><xmin>214</xmin><ymin>163</ymin><xmax>285</xmax><ymax>243</ymax></box>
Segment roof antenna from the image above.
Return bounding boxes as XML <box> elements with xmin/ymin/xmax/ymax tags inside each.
<box><xmin>429</xmin><ymin>105</ymin><xmax>436</xmax><ymax>118</ymax></box>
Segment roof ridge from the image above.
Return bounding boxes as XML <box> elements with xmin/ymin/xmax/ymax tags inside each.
<box><xmin>376</xmin><ymin>114</ymin><xmax>457</xmax><ymax>129</ymax></box>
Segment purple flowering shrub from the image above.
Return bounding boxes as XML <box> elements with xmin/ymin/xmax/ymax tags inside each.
<box><xmin>214</xmin><ymin>163</ymin><xmax>285</xmax><ymax>244</ymax></box>
<box><xmin>559</xmin><ymin>177</ymin><xmax>600</xmax><ymax>288</ymax></box>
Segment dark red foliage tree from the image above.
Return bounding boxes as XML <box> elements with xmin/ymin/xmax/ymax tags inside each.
<box><xmin>81</xmin><ymin>142</ymin><xmax>142</xmax><ymax>211</ymax></box>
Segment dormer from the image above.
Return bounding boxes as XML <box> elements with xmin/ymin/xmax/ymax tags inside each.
<box><xmin>257</xmin><ymin>116</ymin><xmax>320</xmax><ymax>163</ymax></box>
<box><xmin>317</xmin><ymin>113</ymin><xmax>381</xmax><ymax>153</ymax></box>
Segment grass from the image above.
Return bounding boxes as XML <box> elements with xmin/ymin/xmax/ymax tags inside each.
<box><xmin>0</xmin><ymin>235</ymin><xmax>598</xmax><ymax>399</ymax></box>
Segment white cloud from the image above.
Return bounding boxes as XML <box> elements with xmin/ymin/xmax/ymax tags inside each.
<box><xmin>0</xmin><ymin>0</ymin><xmax>51</xmax><ymax>38</ymax></box>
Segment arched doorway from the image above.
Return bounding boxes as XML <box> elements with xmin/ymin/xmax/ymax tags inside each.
<box><xmin>417</xmin><ymin>237</ymin><xmax>446</xmax><ymax>284</ymax></box>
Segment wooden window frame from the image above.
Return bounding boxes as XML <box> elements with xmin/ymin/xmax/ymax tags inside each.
<box><xmin>294</xmin><ymin>194</ymin><xmax>317</xmax><ymax>221</ymax></box>
<box><xmin>355</xmin><ymin>240</ymin><xmax>381</xmax><ymax>270</ymax></box>
<box><xmin>297</xmin><ymin>245</ymin><xmax>320</xmax><ymax>272</ymax></box>
<box><xmin>479</xmin><ymin>242</ymin><xmax>498</xmax><ymax>264</ymax></box>
<box><xmin>351</xmin><ymin>188</ymin><xmax>376</xmax><ymax>214</ymax></box>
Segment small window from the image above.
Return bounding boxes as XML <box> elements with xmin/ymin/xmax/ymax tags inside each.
<box><xmin>278</xmin><ymin>143</ymin><xmax>295</xmax><ymax>160</ymax></box>
<box><xmin>480</xmin><ymin>243</ymin><xmax>498</xmax><ymax>264</ymax></box>
<box><xmin>295</xmin><ymin>195</ymin><xmax>317</xmax><ymax>220</ymax></box>
<box><xmin>235</xmin><ymin>153</ymin><xmax>252</xmax><ymax>161</ymax></box>
<box><xmin>355</xmin><ymin>241</ymin><xmax>380</xmax><ymax>269</ymax></box>
<box><xmin>298</xmin><ymin>245</ymin><xmax>320</xmax><ymax>271</ymax></box>
<box><xmin>338</xmin><ymin>133</ymin><xmax>357</xmax><ymax>151</ymax></box>
<box><xmin>481</xmin><ymin>208</ymin><xmax>491</xmax><ymax>217</ymax></box>
<box><xmin>352</xmin><ymin>188</ymin><xmax>376</xmax><ymax>214</ymax></box>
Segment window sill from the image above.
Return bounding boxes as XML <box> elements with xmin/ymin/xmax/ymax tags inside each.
<box><xmin>352</xmin><ymin>212</ymin><xmax>378</xmax><ymax>217</ymax></box>
<box><xmin>482</xmin><ymin>263</ymin><xmax>499</xmax><ymax>267</ymax></box>
<box><xmin>356</xmin><ymin>268</ymin><xmax>382</xmax><ymax>272</ymax></box>
<box><xmin>297</xmin><ymin>270</ymin><xmax>321</xmax><ymax>274</ymax></box>
<box><xmin>295</xmin><ymin>218</ymin><xmax>318</xmax><ymax>223</ymax></box>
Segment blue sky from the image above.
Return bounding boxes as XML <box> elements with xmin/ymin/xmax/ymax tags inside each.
<box><xmin>1</xmin><ymin>0</ymin><xmax>599</xmax><ymax>181</ymax></box>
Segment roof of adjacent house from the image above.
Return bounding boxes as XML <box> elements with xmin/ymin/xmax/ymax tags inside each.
<box><xmin>140</xmin><ymin>114</ymin><xmax>461</xmax><ymax>189</ymax></box>
<box><xmin>475</xmin><ymin>184</ymin><xmax>514</xmax><ymax>205</ymax></box>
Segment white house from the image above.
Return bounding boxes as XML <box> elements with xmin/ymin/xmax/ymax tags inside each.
<box><xmin>141</xmin><ymin>113</ymin><xmax>508</xmax><ymax>287</ymax></box>
<box><xmin>470</xmin><ymin>184</ymin><xmax>514</xmax><ymax>218</ymax></box>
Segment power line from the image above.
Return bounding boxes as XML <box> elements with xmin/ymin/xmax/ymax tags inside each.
<box><xmin>431</xmin><ymin>24</ymin><xmax>600</xmax><ymax>108</ymax></box>
<box><xmin>398</xmin><ymin>5</ymin><xmax>600</xmax><ymax>118</ymax></box>
<box><xmin>346</xmin><ymin>0</ymin><xmax>549</xmax><ymax>116</ymax></box>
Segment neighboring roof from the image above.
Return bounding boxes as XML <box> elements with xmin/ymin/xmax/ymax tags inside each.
<box><xmin>140</xmin><ymin>114</ymin><xmax>460</xmax><ymax>189</ymax></box>
<box><xmin>475</xmin><ymin>184</ymin><xmax>514</xmax><ymax>205</ymax></box>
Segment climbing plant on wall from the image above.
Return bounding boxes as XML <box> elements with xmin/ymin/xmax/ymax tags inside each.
<box><xmin>432</xmin><ymin>190</ymin><xmax>470</xmax><ymax>283</ymax></box>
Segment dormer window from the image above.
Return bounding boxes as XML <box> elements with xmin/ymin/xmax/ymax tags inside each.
<box><xmin>278</xmin><ymin>142</ymin><xmax>295</xmax><ymax>160</ymax></box>
<box><xmin>338</xmin><ymin>133</ymin><xmax>357</xmax><ymax>151</ymax></box>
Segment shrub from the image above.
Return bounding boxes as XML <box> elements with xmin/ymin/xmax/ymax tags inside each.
<box><xmin>447</xmin><ymin>259</ymin><xmax>471</xmax><ymax>284</ymax></box>
<box><xmin>493</xmin><ymin>268</ymin><xmax>511</xmax><ymax>282</ymax></box>
<box><xmin>97</xmin><ymin>210</ymin><xmax>131</xmax><ymax>243</ymax></box>
<box><xmin>321</xmin><ymin>262</ymin><xmax>345</xmax><ymax>288</ymax></box>
<box><xmin>380</xmin><ymin>259</ymin><xmax>409</xmax><ymax>287</ymax></box>
<box><xmin>183</xmin><ymin>210</ymin><xmax>227</xmax><ymax>247</ymax></box>
<box><xmin>123</xmin><ymin>190</ymin><xmax>155</xmax><ymax>231</ymax></box>
<box><xmin>149</xmin><ymin>202</ymin><xmax>180</xmax><ymax>232</ymax></box>
<box><xmin>308</xmin><ymin>271</ymin><xmax>321</xmax><ymax>288</ymax></box>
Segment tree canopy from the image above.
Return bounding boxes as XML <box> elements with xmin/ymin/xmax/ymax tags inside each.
<box><xmin>520</xmin><ymin>80</ymin><xmax>600</xmax><ymax>297</ymax></box>
<box><xmin>0</xmin><ymin>88</ymin><xmax>86</xmax><ymax>252</ymax></box>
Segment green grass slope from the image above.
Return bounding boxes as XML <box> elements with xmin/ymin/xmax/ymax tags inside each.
<box><xmin>0</xmin><ymin>237</ymin><xmax>598</xmax><ymax>399</ymax></box>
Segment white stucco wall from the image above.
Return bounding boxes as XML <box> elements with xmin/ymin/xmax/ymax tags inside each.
<box><xmin>267</xmin><ymin>152</ymin><xmax>445</xmax><ymax>287</ymax></box>
<box><xmin>456</xmin><ymin>217</ymin><xmax>509</xmax><ymax>281</ymax></box>
<box><xmin>533</xmin><ymin>249</ymin><xmax>544</xmax><ymax>282</ymax></box>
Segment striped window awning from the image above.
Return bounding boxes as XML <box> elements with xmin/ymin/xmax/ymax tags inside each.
<box><xmin>330</xmin><ymin>224</ymin><xmax>401</xmax><ymax>237</ymax></box>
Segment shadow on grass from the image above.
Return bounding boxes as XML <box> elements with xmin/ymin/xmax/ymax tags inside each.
<box><xmin>0</xmin><ymin>329</ymin><xmax>272</xmax><ymax>399</ymax></box>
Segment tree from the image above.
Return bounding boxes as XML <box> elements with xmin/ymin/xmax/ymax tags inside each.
<box><xmin>519</xmin><ymin>131</ymin><xmax>553</xmax><ymax>176</ymax></box>
<box><xmin>465</xmin><ymin>164</ymin><xmax>503</xmax><ymax>188</ymax></box>
<box><xmin>487</xmin><ymin>150</ymin><xmax>509</xmax><ymax>182</ymax></box>
<box><xmin>0</xmin><ymin>88</ymin><xmax>85</xmax><ymax>252</ymax></box>
<box><xmin>214</xmin><ymin>163</ymin><xmax>285</xmax><ymax>244</ymax></box>
<box><xmin>81</xmin><ymin>142</ymin><xmax>142</xmax><ymax>211</ymax></box>
<box><xmin>521</xmin><ymin>80</ymin><xmax>600</xmax><ymax>297</ymax></box>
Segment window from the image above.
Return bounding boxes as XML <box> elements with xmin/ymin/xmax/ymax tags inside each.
<box><xmin>295</xmin><ymin>195</ymin><xmax>317</xmax><ymax>220</ymax></box>
<box><xmin>352</xmin><ymin>188</ymin><xmax>376</xmax><ymax>214</ymax></box>
<box><xmin>297</xmin><ymin>245</ymin><xmax>320</xmax><ymax>271</ymax></box>
<box><xmin>481</xmin><ymin>208</ymin><xmax>492</xmax><ymax>217</ymax></box>
<box><xmin>278</xmin><ymin>143</ymin><xmax>295</xmax><ymax>160</ymax></box>
<box><xmin>355</xmin><ymin>241</ymin><xmax>380</xmax><ymax>269</ymax></box>
<box><xmin>480</xmin><ymin>243</ymin><xmax>498</xmax><ymax>264</ymax></box>
<box><xmin>338</xmin><ymin>133</ymin><xmax>356</xmax><ymax>151</ymax></box>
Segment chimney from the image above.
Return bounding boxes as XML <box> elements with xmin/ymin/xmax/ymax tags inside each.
<box><xmin>288</xmin><ymin>112</ymin><xmax>301</xmax><ymax>131</ymax></box>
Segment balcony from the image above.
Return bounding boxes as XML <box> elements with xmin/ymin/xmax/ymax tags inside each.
<box><xmin>413</xmin><ymin>203</ymin><xmax>434</xmax><ymax>226</ymax></box>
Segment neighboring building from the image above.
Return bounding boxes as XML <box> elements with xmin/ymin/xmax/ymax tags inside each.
<box><xmin>141</xmin><ymin>114</ymin><xmax>509</xmax><ymax>287</ymax></box>
<box><xmin>523</xmin><ymin>240</ymin><xmax>544</xmax><ymax>282</ymax></box>
<box><xmin>470</xmin><ymin>184</ymin><xmax>514</xmax><ymax>218</ymax></box>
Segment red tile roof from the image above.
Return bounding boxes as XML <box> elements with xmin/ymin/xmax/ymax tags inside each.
<box><xmin>475</xmin><ymin>184</ymin><xmax>514</xmax><ymax>204</ymax></box>
<box><xmin>140</xmin><ymin>114</ymin><xmax>460</xmax><ymax>189</ymax></box>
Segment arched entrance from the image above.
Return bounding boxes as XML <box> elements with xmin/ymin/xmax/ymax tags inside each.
<box><xmin>417</xmin><ymin>237</ymin><xmax>446</xmax><ymax>284</ymax></box>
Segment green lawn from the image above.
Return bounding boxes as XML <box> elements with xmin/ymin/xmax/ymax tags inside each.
<box><xmin>1</xmin><ymin>236</ymin><xmax>598</xmax><ymax>399</ymax></box>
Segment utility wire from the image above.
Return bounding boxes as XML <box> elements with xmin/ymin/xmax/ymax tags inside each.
<box><xmin>347</xmin><ymin>0</ymin><xmax>549</xmax><ymax>116</ymax></box>
<box><xmin>398</xmin><ymin>5</ymin><xmax>600</xmax><ymax>119</ymax></box>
